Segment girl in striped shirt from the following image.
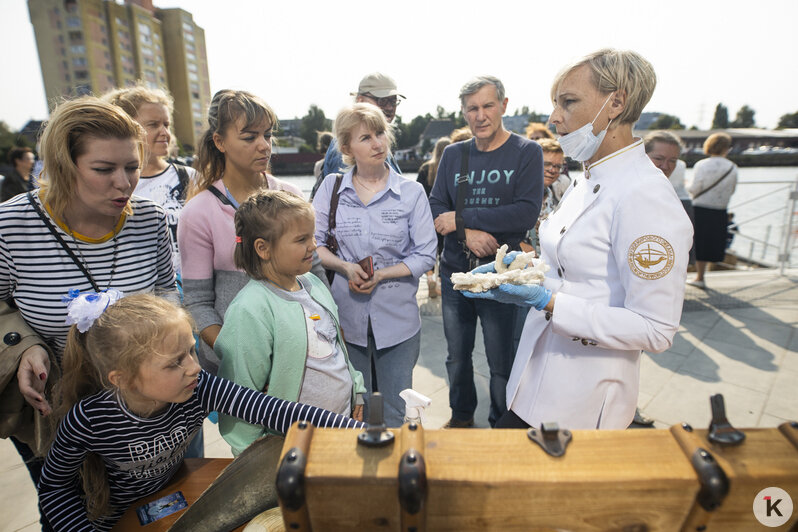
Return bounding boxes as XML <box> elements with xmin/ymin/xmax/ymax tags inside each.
<box><xmin>39</xmin><ymin>293</ymin><xmax>362</xmax><ymax>531</ymax></box>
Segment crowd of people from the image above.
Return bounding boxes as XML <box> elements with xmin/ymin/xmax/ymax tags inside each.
<box><xmin>0</xmin><ymin>47</ymin><xmax>732</xmax><ymax>528</ymax></box>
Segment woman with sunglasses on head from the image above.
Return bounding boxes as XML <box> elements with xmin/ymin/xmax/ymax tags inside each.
<box><xmin>466</xmin><ymin>49</ymin><xmax>692</xmax><ymax>430</ymax></box>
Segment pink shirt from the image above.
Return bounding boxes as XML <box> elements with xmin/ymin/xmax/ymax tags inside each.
<box><xmin>179</xmin><ymin>176</ymin><xmax>303</xmax><ymax>280</ymax></box>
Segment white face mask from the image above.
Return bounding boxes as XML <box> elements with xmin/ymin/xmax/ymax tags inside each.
<box><xmin>557</xmin><ymin>93</ymin><xmax>614</xmax><ymax>162</ymax></box>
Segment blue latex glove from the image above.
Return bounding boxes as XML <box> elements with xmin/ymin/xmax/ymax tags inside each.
<box><xmin>463</xmin><ymin>283</ymin><xmax>552</xmax><ymax>311</ymax></box>
<box><xmin>468</xmin><ymin>251</ymin><xmax>524</xmax><ymax>274</ymax></box>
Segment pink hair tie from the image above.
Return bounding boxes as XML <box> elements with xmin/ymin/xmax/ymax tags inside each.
<box><xmin>235</xmin><ymin>236</ymin><xmax>242</xmax><ymax>243</ymax></box>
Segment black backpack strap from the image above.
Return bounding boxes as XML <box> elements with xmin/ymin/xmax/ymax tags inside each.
<box><xmin>173</xmin><ymin>164</ymin><xmax>190</xmax><ymax>201</ymax></box>
<box><xmin>455</xmin><ymin>138</ymin><xmax>472</xmax><ymax>242</ymax></box>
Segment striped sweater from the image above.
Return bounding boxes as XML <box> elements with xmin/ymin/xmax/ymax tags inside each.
<box><xmin>0</xmin><ymin>193</ymin><xmax>176</xmax><ymax>357</ymax></box>
<box><xmin>39</xmin><ymin>370</ymin><xmax>363</xmax><ymax>531</ymax></box>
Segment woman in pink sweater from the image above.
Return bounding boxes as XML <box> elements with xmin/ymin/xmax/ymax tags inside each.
<box><xmin>178</xmin><ymin>90</ymin><xmax>316</xmax><ymax>373</ymax></box>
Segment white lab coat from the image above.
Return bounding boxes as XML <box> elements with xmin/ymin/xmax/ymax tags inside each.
<box><xmin>507</xmin><ymin>140</ymin><xmax>693</xmax><ymax>429</ymax></box>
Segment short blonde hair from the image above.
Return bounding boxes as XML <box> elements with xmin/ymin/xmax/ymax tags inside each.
<box><xmin>525</xmin><ymin>122</ymin><xmax>555</xmax><ymax>140</ymax></box>
<box><xmin>334</xmin><ymin>103</ymin><xmax>395</xmax><ymax>168</ymax></box>
<box><xmin>537</xmin><ymin>138</ymin><xmax>563</xmax><ymax>155</ymax></box>
<box><xmin>703</xmin><ymin>132</ymin><xmax>732</xmax><ymax>156</ymax></box>
<box><xmin>233</xmin><ymin>189</ymin><xmax>314</xmax><ymax>280</ymax></box>
<box><xmin>449</xmin><ymin>126</ymin><xmax>473</xmax><ymax>143</ymax></box>
<box><xmin>102</xmin><ymin>82</ymin><xmax>174</xmax><ymax>120</ymax></box>
<box><xmin>38</xmin><ymin>97</ymin><xmax>145</xmax><ymax>222</ymax></box>
<box><xmin>644</xmin><ymin>130</ymin><xmax>685</xmax><ymax>152</ymax></box>
<box><xmin>551</xmin><ymin>48</ymin><xmax>656</xmax><ymax>125</ymax></box>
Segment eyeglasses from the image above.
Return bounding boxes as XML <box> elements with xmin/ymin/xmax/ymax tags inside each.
<box><xmin>364</xmin><ymin>94</ymin><xmax>400</xmax><ymax>109</ymax></box>
<box><xmin>543</xmin><ymin>162</ymin><xmax>562</xmax><ymax>172</ymax></box>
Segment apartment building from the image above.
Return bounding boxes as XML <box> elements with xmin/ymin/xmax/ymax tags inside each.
<box><xmin>28</xmin><ymin>0</ymin><xmax>210</xmax><ymax>151</ymax></box>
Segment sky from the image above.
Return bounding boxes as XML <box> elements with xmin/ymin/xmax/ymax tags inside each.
<box><xmin>2</xmin><ymin>0</ymin><xmax>797</xmax><ymax>132</ymax></box>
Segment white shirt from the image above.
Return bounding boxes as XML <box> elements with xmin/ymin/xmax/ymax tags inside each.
<box><xmin>688</xmin><ymin>156</ymin><xmax>737</xmax><ymax>209</ymax></box>
<box><xmin>669</xmin><ymin>159</ymin><xmax>690</xmax><ymax>200</ymax></box>
<box><xmin>507</xmin><ymin>140</ymin><xmax>693</xmax><ymax>429</ymax></box>
<box><xmin>134</xmin><ymin>164</ymin><xmax>197</xmax><ymax>274</ymax></box>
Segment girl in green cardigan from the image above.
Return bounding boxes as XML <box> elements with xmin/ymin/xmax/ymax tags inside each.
<box><xmin>214</xmin><ymin>190</ymin><xmax>365</xmax><ymax>455</ymax></box>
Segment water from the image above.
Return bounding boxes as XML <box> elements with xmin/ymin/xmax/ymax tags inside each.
<box><xmin>280</xmin><ymin>166</ymin><xmax>798</xmax><ymax>268</ymax></box>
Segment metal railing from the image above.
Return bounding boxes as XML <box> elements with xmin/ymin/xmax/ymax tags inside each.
<box><xmin>726</xmin><ymin>177</ymin><xmax>798</xmax><ymax>274</ymax></box>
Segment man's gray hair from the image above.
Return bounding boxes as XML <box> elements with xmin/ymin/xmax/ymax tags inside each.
<box><xmin>459</xmin><ymin>75</ymin><xmax>505</xmax><ymax>108</ymax></box>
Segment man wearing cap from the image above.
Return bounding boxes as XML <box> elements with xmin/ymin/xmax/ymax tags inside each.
<box><xmin>310</xmin><ymin>72</ymin><xmax>405</xmax><ymax>199</ymax></box>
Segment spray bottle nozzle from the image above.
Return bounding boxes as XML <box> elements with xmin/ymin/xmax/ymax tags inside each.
<box><xmin>400</xmin><ymin>388</ymin><xmax>432</xmax><ymax>425</ymax></box>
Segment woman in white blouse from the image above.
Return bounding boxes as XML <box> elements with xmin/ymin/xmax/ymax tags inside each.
<box><xmin>687</xmin><ymin>132</ymin><xmax>737</xmax><ymax>289</ymax></box>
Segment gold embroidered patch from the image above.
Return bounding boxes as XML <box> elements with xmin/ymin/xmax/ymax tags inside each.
<box><xmin>627</xmin><ymin>235</ymin><xmax>674</xmax><ymax>280</ymax></box>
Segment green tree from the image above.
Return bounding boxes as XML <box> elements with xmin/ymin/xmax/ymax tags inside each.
<box><xmin>730</xmin><ymin>105</ymin><xmax>756</xmax><ymax>128</ymax></box>
<box><xmin>649</xmin><ymin>113</ymin><xmax>685</xmax><ymax>130</ymax></box>
<box><xmin>0</xmin><ymin>121</ymin><xmax>33</xmax><ymax>167</ymax></box>
<box><xmin>395</xmin><ymin>113</ymin><xmax>433</xmax><ymax>149</ymax></box>
<box><xmin>711</xmin><ymin>103</ymin><xmax>729</xmax><ymax>129</ymax></box>
<box><xmin>777</xmin><ymin>111</ymin><xmax>798</xmax><ymax>129</ymax></box>
<box><xmin>299</xmin><ymin>105</ymin><xmax>331</xmax><ymax>147</ymax></box>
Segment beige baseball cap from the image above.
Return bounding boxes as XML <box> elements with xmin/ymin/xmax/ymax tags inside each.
<box><xmin>352</xmin><ymin>72</ymin><xmax>406</xmax><ymax>99</ymax></box>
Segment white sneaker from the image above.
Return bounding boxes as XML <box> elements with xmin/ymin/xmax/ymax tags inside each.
<box><xmin>686</xmin><ymin>279</ymin><xmax>706</xmax><ymax>289</ymax></box>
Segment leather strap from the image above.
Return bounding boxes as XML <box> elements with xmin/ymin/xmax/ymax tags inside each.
<box><xmin>455</xmin><ymin>139</ymin><xmax>472</xmax><ymax>242</ymax></box>
<box><xmin>325</xmin><ymin>173</ymin><xmax>344</xmax><ymax>254</ymax></box>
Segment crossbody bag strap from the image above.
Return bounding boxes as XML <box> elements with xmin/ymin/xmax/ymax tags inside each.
<box><xmin>455</xmin><ymin>138</ymin><xmax>472</xmax><ymax>242</ymax></box>
<box><xmin>693</xmin><ymin>163</ymin><xmax>735</xmax><ymax>200</ymax></box>
<box><xmin>207</xmin><ymin>185</ymin><xmax>235</xmax><ymax>208</ymax></box>
<box><xmin>327</xmin><ymin>173</ymin><xmax>344</xmax><ymax>236</ymax></box>
<box><xmin>26</xmin><ymin>192</ymin><xmax>101</xmax><ymax>292</ymax></box>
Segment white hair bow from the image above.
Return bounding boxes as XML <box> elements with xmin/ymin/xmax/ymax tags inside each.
<box><xmin>63</xmin><ymin>289</ymin><xmax>125</xmax><ymax>333</ymax></box>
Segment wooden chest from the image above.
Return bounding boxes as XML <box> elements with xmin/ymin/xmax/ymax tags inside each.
<box><xmin>276</xmin><ymin>421</ymin><xmax>798</xmax><ymax>531</ymax></box>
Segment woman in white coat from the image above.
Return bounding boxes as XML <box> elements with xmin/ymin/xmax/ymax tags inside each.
<box><xmin>465</xmin><ymin>49</ymin><xmax>693</xmax><ymax>429</ymax></box>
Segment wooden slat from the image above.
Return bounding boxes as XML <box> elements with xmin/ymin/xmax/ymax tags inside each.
<box><xmin>115</xmin><ymin>458</ymin><xmax>237</xmax><ymax>531</ymax></box>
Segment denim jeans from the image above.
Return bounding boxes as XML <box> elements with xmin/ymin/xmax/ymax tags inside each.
<box><xmin>346</xmin><ymin>324</ymin><xmax>421</xmax><ymax>428</ymax></box>
<box><xmin>441</xmin><ymin>271</ymin><xmax>518</xmax><ymax>427</ymax></box>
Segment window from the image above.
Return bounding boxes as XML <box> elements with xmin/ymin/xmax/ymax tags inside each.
<box><xmin>118</xmin><ymin>29</ymin><xmax>128</xmax><ymax>40</ymax></box>
<box><xmin>116</xmin><ymin>17</ymin><xmax>125</xmax><ymax>27</ymax></box>
<box><xmin>70</xmin><ymin>44</ymin><xmax>85</xmax><ymax>54</ymax></box>
<box><xmin>182</xmin><ymin>22</ymin><xmax>193</xmax><ymax>32</ymax></box>
<box><xmin>192</xmin><ymin>92</ymin><xmax>200</xmax><ymax>99</ymax></box>
<box><xmin>188</xmin><ymin>72</ymin><xmax>198</xmax><ymax>81</ymax></box>
<box><xmin>187</xmin><ymin>62</ymin><xmax>197</xmax><ymax>73</ymax></box>
<box><xmin>58</xmin><ymin>34</ymin><xmax>64</xmax><ymax>43</ymax></box>
<box><xmin>186</xmin><ymin>52</ymin><xmax>196</xmax><ymax>62</ymax></box>
<box><xmin>72</xmin><ymin>57</ymin><xmax>87</xmax><ymax>67</ymax></box>
<box><xmin>75</xmin><ymin>71</ymin><xmax>89</xmax><ymax>80</ymax></box>
<box><xmin>154</xmin><ymin>42</ymin><xmax>161</xmax><ymax>52</ymax></box>
<box><xmin>138</xmin><ymin>22</ymin><xmax>151</xmax><ymax>35</ymax></box>
<box><xmin>192</xmin><ymin>101</ymin><xmax>201</xmax><ymax>111</ymax></box>
<box><xmin>185</xmin><ymin>42</ymin><xmax>195</xmax><ymax>52</ymax></box>
<box><xmin>185</xmin><ymin>32</ymin><xmax>194</xmax><ymax>42</ymax></box>
<box><xmin>140</xmin><ymin>33</ymin><xmax>151</xmax><ymax>44</ymax></box>
<box><xmin>66</xmin><ymin>16</ymin><xmax>80</xmax><ymax>28</ymax></box>
<box><xmin>143</xmin><ymin>57</ymin><xmax>155</xmax><ymax>67</ymax></box>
